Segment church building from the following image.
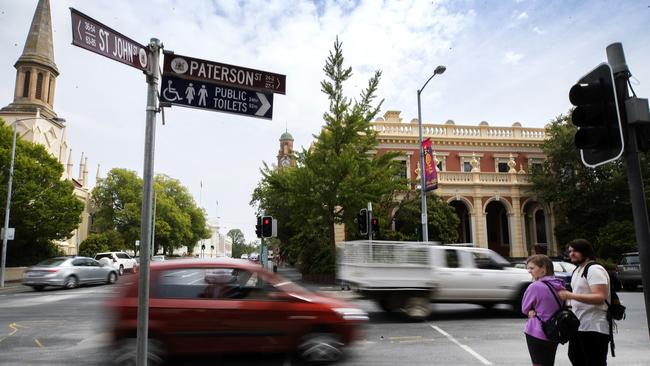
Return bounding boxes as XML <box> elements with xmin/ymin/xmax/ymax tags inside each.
<box><xmin>0</xmin><ymin>0</ymin><xmax>91</xmax><ymax>255</ymax></box>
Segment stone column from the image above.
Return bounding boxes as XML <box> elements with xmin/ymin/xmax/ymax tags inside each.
<box><xmin>13</xmin><ymin>70</ymin><xmax>22</xmax><ymax>100</ymax></box>
<box><xmin>42</xmin><ymin>72</ymin><xmax>50</xmax><ymax>104</ymax></box>
<box><xmin>473</xmin><ymin>196</ymin><xmax>486</xmax><ymax>248</ymax></box>
<box><xmin>28</xmin><ymin>67</ymin><xmax>37</xmax><ymax>99</ymax></box>
<box><xmin>48</xmin><ymin>76</ymin><xmax>56</xmax><ymax>106</ymax></box>
<box><xmin>510</xmin><ymin>196</ymin><xmax>526</xmax><ymax>257</ymax></box>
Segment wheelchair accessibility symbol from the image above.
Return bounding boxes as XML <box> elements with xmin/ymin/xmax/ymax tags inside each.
<box><xmin>162</xmin><ymin>79</ymin><xmax>183</xmax><ymax>102</ymax></box>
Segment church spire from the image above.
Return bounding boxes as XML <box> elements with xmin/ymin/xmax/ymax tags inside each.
<box><xmin>1</xmin><ymin>0</ymin><xmax>59</xmax><ymax>119</ymax></box>
<box><xmin>17</xmin><ymin>0</ymin><xmax>58</xmax><ymax>73</ymax></box>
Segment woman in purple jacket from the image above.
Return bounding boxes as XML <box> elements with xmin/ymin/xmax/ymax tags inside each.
<box><xmin>521</xmin><ymin>254</ymin><xmax>566</xmax><ymax>366</ymax></box>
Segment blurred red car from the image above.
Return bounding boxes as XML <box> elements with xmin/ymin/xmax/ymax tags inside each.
<box><xmin>109</xmin><ymin>258</ymin><xmax>367</xmax><ymax>364</ymax></box>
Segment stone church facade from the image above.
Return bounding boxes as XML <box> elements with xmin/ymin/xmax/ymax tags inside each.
<box><xmin>0</xmin><ymin>0</ymin><xmax>91</xmax><ymax>255</ymax></box>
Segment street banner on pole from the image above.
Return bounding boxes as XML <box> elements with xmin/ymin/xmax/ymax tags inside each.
<box><xmin>70</xmin><ymin>8</ymin><xmax>148</xmax><ymax>71</ymax></box>
<box><xmin>423</xmin><ymin>138</ymin><xmax>438</xmax><ymax>191</ymax></box>
<box><xmin>160</xmin><ymin>75</ymin><xmax>273</xmax><ymax>119</ymax></box>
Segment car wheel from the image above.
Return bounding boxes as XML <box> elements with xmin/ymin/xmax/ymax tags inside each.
<box><xmin>118</xmin><ymin>265</ymin><xmax>124</xmax><ymax>276</ymax></box>
<box><xmin>64</xmin><ymin>275</ymin><xmax>78</xmax><ymax>289</ymax></box>
<box><xmin>31</xmin><ymin>285</ymin><xmax>45</xmax><ymax>291</ymax></box>
<box><xmin>298</xmin><ymin>333</ymin><xmax>344</xmax><ymax>363</ymax></box>
<box><xmin>377</xmin><ymin>299</ymin><xmax>398</xmax><ymax>312</ymax></box>
<box><xmin>402</xmin><ymin>297</ymin><xmax>432</xmax><ymax>321</ymax></box>
<box><xmin>114</xmin><ymin>338</ymin><xmax>165</xmax><ymax>366</ymax></box>
<box><xmin>107</xmin><ymin>272</ymin><xmax>118</xmax><ymax>284</ymax></box>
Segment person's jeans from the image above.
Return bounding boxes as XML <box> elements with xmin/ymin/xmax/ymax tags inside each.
<box><xmin>568</xmin><ymin>331</ymin><xmax>609</xmax><ymax>366</ymax></box>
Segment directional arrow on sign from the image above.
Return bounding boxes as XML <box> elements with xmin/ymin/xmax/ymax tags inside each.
<box><xmin>255</xmin><ymin>94</ymin><xmax>271</xmax><ymax>117</ymax></box>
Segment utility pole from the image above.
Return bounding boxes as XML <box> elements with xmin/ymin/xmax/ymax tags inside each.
<box><xmin>607</xmin><ymin>42</ymin><xmax>650</xmax><ymax>337</ymax></box>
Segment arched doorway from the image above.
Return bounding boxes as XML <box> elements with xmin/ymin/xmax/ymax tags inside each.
<box><xmin>485</xmin><ymin>200</ymin><xmax>510</xmax><ymax>257</ymax></box>
<box><xmin>450</xmin><ymin>200</ymin><xmax>472</xmax><ymax>243</ymax></box>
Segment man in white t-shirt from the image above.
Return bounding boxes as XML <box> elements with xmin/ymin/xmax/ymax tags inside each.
<box><xmin>559</xmin><ymin>239</ymin><xmax>610</xmax><ymax>366</ymax></box>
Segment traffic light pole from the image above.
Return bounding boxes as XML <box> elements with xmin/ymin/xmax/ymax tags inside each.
<box><xmin>607</xmin><ymin>43</ymin><xmax>650</xmax><ymax>338</ymax></box>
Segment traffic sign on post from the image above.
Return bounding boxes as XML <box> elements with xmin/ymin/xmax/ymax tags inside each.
<box><xmin>163</xmin><ymin>52</ymin><xmax>286</xmax><ymax>94</ymax></box>
<box><xmin>569</xmin><ymin>63</ymin><xmax>624</xmax><ymax>168</ymax></box>
<box><xmin>160</xmin><ymin>75</ymin><xmax>273</xmax><ymax>119</ymax></box>
<box><xmin>70</xmin><ymin>8</ymin><xmax>148</xmax><ymax>72</ymax></box>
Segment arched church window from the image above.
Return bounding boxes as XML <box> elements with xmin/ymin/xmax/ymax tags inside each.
<box><xmin>36</xmin><ymin>72</ymin><xmax>44</xmax><ymax>100</ymax></box>
<box><xmin>22</xmin><ymin>70</ymin><xmax>31</xmax><ymax>97</ymax></box>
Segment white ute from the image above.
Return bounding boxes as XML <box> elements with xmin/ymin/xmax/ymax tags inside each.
<box><xmin>338</xmin><ymin>241</ymin><xmax>532</xmax><ymax>320</ymax></box>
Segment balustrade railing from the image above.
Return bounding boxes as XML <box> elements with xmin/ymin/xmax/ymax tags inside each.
<box><xmin>436</xmin><ymin>171</ymin><xmax>531</xmax><ymax>185</ymax></box>
<box><xmin>372</xmin><ymin>122</ymin><xmax>547</xmax><ymax>140</ymax></box>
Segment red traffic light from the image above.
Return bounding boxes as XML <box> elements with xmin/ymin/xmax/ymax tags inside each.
<box><xmin>261</xmin><ymin>215</ymin><xmax>274</xmax><ymax>238</ymax></box>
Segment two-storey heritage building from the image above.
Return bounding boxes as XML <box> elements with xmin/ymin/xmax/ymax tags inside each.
<box><xmin>371</xmin><ymin>110</ymin><xmax>555</xmax><ymax>258</ymax></box>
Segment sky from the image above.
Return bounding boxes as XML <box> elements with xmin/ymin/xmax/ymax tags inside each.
<box><xmin>0</xmin><ymin>0</ymin><xmax>649</xmax><ymax>244</ymax></box>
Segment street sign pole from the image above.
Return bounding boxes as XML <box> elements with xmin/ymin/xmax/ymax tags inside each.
<box><xmin>607</xmin><ymin>43</ymin><xmax>650</xmax><ymax>337</ymax></box>
<box><xmin>136</xmin><ymin>37</ymin><xmax>162</xmax><ymax>366</ymax></box>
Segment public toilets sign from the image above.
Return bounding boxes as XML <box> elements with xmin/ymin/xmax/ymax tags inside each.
<box><xmin>70</xmin><ymin>8</ymin><xmax>148</xmax><ymax>72</ymax></box>
<box><xmin>160</xmin><ymin>74</ymin><xmax>274</xmax><ymax>119</ymax></box>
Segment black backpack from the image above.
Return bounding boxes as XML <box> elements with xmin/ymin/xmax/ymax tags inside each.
<box><xmin>577</xmin><ymin>262</ymin><xmax>626</xmax><ymax>357</ymax></box>
<box><xmin>535</xmin><ymin>281</ymin><xmax>580</xmax><ymax>344</ymax></box>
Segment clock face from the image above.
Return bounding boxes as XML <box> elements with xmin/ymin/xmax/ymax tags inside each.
<box><xmin>281</xmin><ymin>157</ymin><xmax>291</xmax><ymax>167</ymax></box>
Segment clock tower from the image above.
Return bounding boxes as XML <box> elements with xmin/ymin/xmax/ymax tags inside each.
<box><xmin>277</xmin><ymin>130</ymin><xmax>294</xmax><ymax>169</ymax></box>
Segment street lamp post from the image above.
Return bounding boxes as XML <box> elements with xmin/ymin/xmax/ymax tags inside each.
<box><xmin>1</xmin><ymin>123</ymin><xmax>18</xmax><ymax>288</ymax></box>
<box><xmin>1</xmin><ymin>115</ymin><xmax>65</xmax><ymax>287</ymax></box>
<box><xmin>417</xmin><ymin>65</ymin><xmax>446</xmax><ymax>242</ymax></box>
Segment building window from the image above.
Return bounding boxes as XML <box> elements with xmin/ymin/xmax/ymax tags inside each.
<box><xmin>397</xmin><ymin>160</ymin><xmax>407</xmax><ymax>180</ymax></box>
<box><xmin>437</xmin><ymin>161</ymin><xmax>443</xmax><ymax>172</ymax></box>
<box><xmin>497</xmin><ymin>162</ymin><xmax>509</xmax><ymax>173</ymax></box>
<box><xmin>22</xmin><ymin>71</ymin><xmax>31</xmax><ymax>97</ymax></box>
<box><xmin>36</xmin><ymin>72</ymin><xmax>43</xmax><ymax>100</ymax></box>
<box><xmin>459</xmin><ymin>154</ymin><xmax>482</xmax><ymax>172</ymax></box>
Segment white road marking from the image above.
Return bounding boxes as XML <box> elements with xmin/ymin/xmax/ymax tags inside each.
<box><xmin>430</xmin><ymin>324</ymin><xmax>493</xmax><ymax>365</ymax></box>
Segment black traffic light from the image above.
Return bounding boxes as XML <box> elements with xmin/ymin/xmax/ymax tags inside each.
<box><xmin>261</xmin><ymin>215</ymin><xmax>273</xmax><ymax>238</ymax></box>
<box><xmin>255</xmin><ymin>216</ymin><xmax>262</xmax><ymax>238</ymax></box>
<box><xmin>371</xmin><ymin>217</ymin><xmax>379</xmax><ymax>235</ymax></box>
<box><xmin>569</xmin><ymin>63</ymin><xmax>624</xmax><ymax>167</ymax></box>
<box><xmin>358</xmin><ymin>209</ymin><xmax>368</xmax><ymax>236</ymax></box>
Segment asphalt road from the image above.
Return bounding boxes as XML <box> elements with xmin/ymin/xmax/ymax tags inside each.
<box><xmin>0</xmin><ymin>276</ymin><xmax>648</xmax><ymax>366</ymax></box>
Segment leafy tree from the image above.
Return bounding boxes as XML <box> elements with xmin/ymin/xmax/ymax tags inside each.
<box><xmin>91</xmin><ymin>168</ymin><xmax>142</xmax><ymax>252</ymax></box>
<box><xmin>91</xmin><ymin>169</ymin><xmax>209</xmax><ymax>256</ymax></box>
<box><xmin>228</xmin><ymin>229</ymin><xmax>254</xmax><ymax>258</ymax></box>
<box><xmin>153</xmin><ymin>175</ymin><xmax>210</xmax><ymax>255</ymax></box>
<box><xmin>0</xmin><ymin>120</ymin><xmax>83</xmax><ymax>266</ymax></box>
<box><xmin>385</xmin><ymin>192</ymin><xmax>459</xmax><ymax>243</ymax></box>
<box><xmin>530</xmin><ymin>114</ymin><xmax>649</xmax><ymax>261</ymax></box>
<box><xmin>78</xmin><ymin>230</ymin><xmax>123</xmax><ymax>257</ymax></box>
<box><xmin>252</xmin><ymin>39</ymin><xmax>405</xmax><ymax>275</ymax></box>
